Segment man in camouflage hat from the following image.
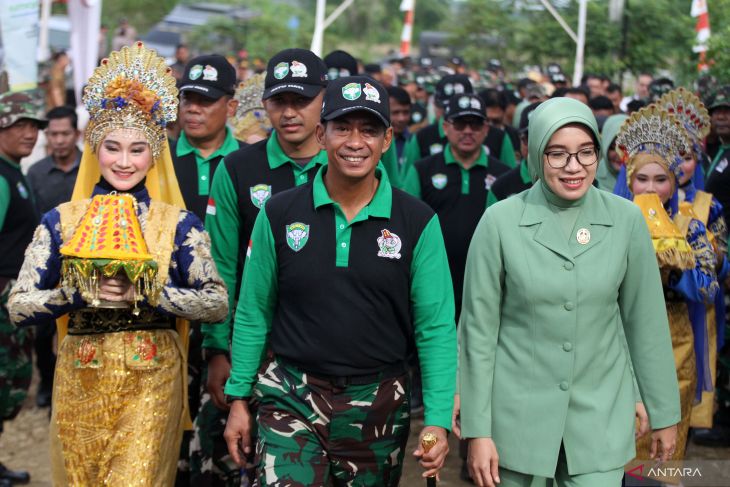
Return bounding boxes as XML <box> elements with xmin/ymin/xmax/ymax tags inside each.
<box><xmin>0</xmin><ymin>89</ymin><xmax>47</xmax><ymax>487</ymax></box>
<box><xmin>705</xmin><ymin>85</ymin><xmax>730</xmax><ymax>225</ymax></box>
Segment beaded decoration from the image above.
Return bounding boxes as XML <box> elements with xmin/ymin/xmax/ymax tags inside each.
<box><xmin>657</xmin><ymin>88</ymin><xmax>710</xmax><ymax>153</ymax></box>
<box><xmin>60</xmin><ymin>193</ymin><xmax>160</xmax><ymax>313</ymax></box>
<box><xmin>616</xmin><ymin>104</ymin><xmax>692</xmax><ymax>184</ymax></box>
<box><xmin>83</xmin><ymin>41</ymin><xmax>178</xmax><ymax>158</ymax></box>
<box><xmin>230</xmin><ymin>72</ymin><xmax>272</xmax><ymax>141</ymax></box>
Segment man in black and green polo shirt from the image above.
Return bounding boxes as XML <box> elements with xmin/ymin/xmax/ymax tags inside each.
<box><xmin>173</xmin><ymin>53</ymin><xmax>244</xmax><ymax>486</ymax></box>
<box><xmin>223</xmin><ymin>76</ymin><xmax>456</xmax><ymax>486</ymax></box>
<box><xmin>402</xmin><ymin>74</ymin><xmax>517</xmax><ymax>169</ymax></box>
<box><xmin>172</xmin><ymin>54</ymin><xmax>243</xmax><ymax>221</ymax></box>
<box><xmin>414</xmin><ymin>93</ymin><xmax>510</xmax><ymax>318</ymax></box>
<box><xmin>487</xmin><ymin>101</ymin><xmax>541</xmax><ymax>207</ymax></box>
<box><xmin>198</xmin><ymin>48</ymin><xmax>328</xmax><ymax>484</ymax></box>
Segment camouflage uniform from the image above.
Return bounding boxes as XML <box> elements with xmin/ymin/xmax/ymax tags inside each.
<box><xmin>0</xmin><ymin>281</ymin><xmax>32</xmax><ymax>431</ymax></box>
<box><xmin>252</xmin><ymin>360</ymin><xmax>410</xmax><ymax>487</ymax></box>
<box><xmin>0</xmin><ymin>90</ymin><xmax>45</xmax><ymax>433</ymax></box>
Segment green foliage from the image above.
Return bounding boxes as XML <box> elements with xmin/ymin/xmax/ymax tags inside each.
<box><xmin>706</xmin><ymin>0</ymin><xmax>730</xmax><ymax>83</ymax></box>
<box><xmin>101</xmin><ymin>0</ymin><xmax>179</xmax><ymax>34</ymax></box>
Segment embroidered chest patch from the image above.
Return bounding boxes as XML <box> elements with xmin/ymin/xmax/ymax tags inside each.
<box><xmin>377</xmin><ymin>229</ymin><xmax>402</xmax><ymax>259</ymax></box>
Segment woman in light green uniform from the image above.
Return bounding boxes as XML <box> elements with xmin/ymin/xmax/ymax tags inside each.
<box><xmin>458</xmin><ymin>97</ymin><xmax>681</xmax><ymax>487</ymax></box>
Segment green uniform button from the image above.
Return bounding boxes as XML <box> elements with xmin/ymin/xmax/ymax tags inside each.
<box><xmin>560</xmin><ymin>381</ymin><xmax>569</xmax><ymax>391</ymax></box>
<box><xmin>564</xmin><ymin>302</ymin><xmax>574</xmax><ymax>311</ymax></box>
<box><xmin>341</xmin><ymin>242</ymin><xmax>347</xmax><ymax>248</ymax></box>
<box><xmin>339</xmin><ymin>224</ymin><xmax>345</xmax><ymax>229</ymax></box>
<box><xmin>201</xmin><ymin>175</ymin><xmax>207</xmax><ymax>181</ymax></box>
<box><xmin>563</xmin><ymin>342</ymin><xmax>573</xmax><ymax>352</ymax></box>
<box><xmin>564</xmin><ymin>261</ymin><xmax>574</xmax><ymax>270</ymax></box>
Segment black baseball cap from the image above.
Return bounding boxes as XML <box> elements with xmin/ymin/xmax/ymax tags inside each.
<box><xmin>435</xmin><ymin>74</ymin><xmax>473</xmax><ymax>107</ymax></box>
<box><xmin>179</xmin><ymin>54</ymin><xmax>237</xmax><ymax>99</ymax></box>
<box><xmin>708</xmin><ymin>85</ymin><xmax>730</xmax><ymax>112</ymax></box>
<box><xmin>321</xmin><ymin>76</ymin><xmax>390</xmax><ymax>127</ymax></box>
<box><xmin>263</xmin><ymin>48</ymin><xmax>327</xmax><ymax>100</ymax></box>
<box><xmin>444</xmin><ymin>94</ymin><xmax>486</xmax><ymax>121</ymax></box>
<box><xmin>324</xmin><ymin>50</ymin><xmax>358</xmax><ymax>80</ymax></box>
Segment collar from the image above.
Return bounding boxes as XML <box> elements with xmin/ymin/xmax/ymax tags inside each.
<box><xmin>519</xmin><ymin>159</ymin><xmax>531</xmax><ymax>184</ymax></box>
<box><xmin>0</xmin><ymin>155</ymin><xmax>20</xmax><ymax>169</ymax></box>
<box><xmin>93</xmin><ymin>179</ymin><xmax>151</xmax><ymax>205</ymax></box>
<box><xmin>438</xmin><ymin>117</ymin><xmax>445</xmax><ymax>138</ymax></box>
<box><xmin>444</xmin><ymin>143</ymin><xmax>487</xmax><ymax>169</ymax></box>
<box><xmin>176</xmin><ymin>127</ymin><xmax>238</xmax><ymax>160</ymax></box>
<box><xmin>519</xmin><ymin>184</ymin><xmax>613</xmax><ymax>227</ymax></box>
<box><xmin>47</xmin><ymin>150</ymin><xmax>82</xmax><ymax>173</ymax></box>
<box><xmin>312</xmin><ymin>165</ymin><xmax>392</xmax><ymax>219</ymax></box>
<box><xmin>267</xmin><ymin>131</ymin><xmax>328</xmax><ymax>169</ymax></box>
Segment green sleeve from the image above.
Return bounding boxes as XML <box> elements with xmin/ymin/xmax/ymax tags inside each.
<box><xmin>379</xmin><ymin>145</ymin><xmax>402</xmax><ymax>190</ymax></box>
<box><xmin>0</xmin><ymin>176</ymin><xmax>9</xmax><ymax>229</ymax></box>
<box><xmin>202</xmin><ymin>162</ymin><xmax>240</xmax><ymax>351</ymax></box>
<box><xmin>403</xmin><ymin>134</ymin><xmax>423</xmax><ymax>167</ymax></box>
<box><xmin>499</xmin><ymin>133</ymin><xmax>517</xmax><ymax>168</ymax></box>
<box><xmin>486</xmin><ymin>190</ymin><xmax>498</xmax><ymax>208</ymax></box>
<box><xmin>399</xmin><ymin>161</ymin><xmax>422</xmax><ymax>198</ymax></box>
<box><xmin>411</xmin><ymin>214</ymin><xmax>457</xmax><ymax>430</ymax></box>
<box><xmin>458</xmin><ymin>209</ymin><xmax>503</xmax><ymax>438</ymax></box>
<box><xmin>619</xmin><ymin>209</ymin><xmax>681</xmax><ymax>428</ymax></box>
<box><xmin>224</xmin><ymin>208</ymin><xmax>278</xmax><ymax>397</ymax></box>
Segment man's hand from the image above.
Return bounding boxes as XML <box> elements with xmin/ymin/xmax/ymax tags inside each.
<box><xmin>412</xmin><ymin>426</ymin><xmax>449</xmax><ymax>479</ymax></box>
<box><xmin>468</xmin><ymin>437</ymin><xmax>500</xmax><ymax>487</ymax></box>
<box><xmin>224</xmin><ymin>400</ymin><xmax>254</xmax><ymax>466</ymax></box>
<box><xmin>452</xmin><ymin>393</ymin><xmax>461</xmax><ymax>439</ymax></box>
<box><xmin>206</xmin><ymin>353</ymin><xmax>231</xmax><ymax>410</ymax></box>
<box><xmin>650</xmin><ymin>424</ymin><xmax>678</xmax><ymax>462</ymax></box>
<box><xmin>635</xmin><ymin>402</ymin><xmax>649</xmax><ymax>439</ymax></box>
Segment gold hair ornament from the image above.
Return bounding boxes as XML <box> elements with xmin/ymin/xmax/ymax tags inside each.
<box><xmin>83</xmin><ymin>41</ymin><xmax>178</xmax><ymax>159</ymax></box>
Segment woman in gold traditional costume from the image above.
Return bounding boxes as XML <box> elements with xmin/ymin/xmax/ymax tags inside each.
<box><xmin>7</xmin><ymin>42</ymin><xmax>228</xmax><ymax>486</ymax></box>
<box><xmin>616</xmin><ymin>104</ymin><xmax>718</xmax><ymax>468</ymax></box>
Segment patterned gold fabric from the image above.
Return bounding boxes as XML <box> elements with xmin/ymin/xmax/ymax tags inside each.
<box><xmin>634</xmin><ymin>301</ymin><xmax>695</xmax><ymax>483</ymax></box>
<box><xmin>51</xmin><ymin>330</ymin><xmax>184</xmax><ymax>486</ymax></box>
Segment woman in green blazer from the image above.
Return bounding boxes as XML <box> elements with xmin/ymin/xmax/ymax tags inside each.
<box><xmin>458</xmin><ymin>97</ymin><xmax>681</xmax><ymax>487</ymax></box>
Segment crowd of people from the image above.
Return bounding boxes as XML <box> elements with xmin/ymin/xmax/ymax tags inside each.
<box><xmin>0</xmin><ymin>33</ymin><xmax>728</xmax><ymax>487</ymax></box>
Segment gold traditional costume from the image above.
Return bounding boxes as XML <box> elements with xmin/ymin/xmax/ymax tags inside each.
<box><xmin>618</xmin><ymin>105</ymin><xmax>718</xmax><ymax>478</ymax></box>
<box><xmin>658</xmin><ymin>88</ymin><xmax>724</xmax><ymax>429</ymax></box>
<box><xmin>7</xmin><ymin>42</ymin><xmax>228</xmax><ymax>486</ymax></box>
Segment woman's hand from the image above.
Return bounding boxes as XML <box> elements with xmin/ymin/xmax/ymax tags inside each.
<box><xmin>635</xmin><ymin>402</ymin><xmax>649</xmax><ymax>439</ymax></box>
<box><xmin>98</xmin><ymin>275</ymin><xmax>135</xmax><ymax>302</ymax></box>
<box><xmin>650</xmin><ymin>424</ymin><xmax>678</xmax><ymax>461</ymax></box>
<box><xmin>452</xmin><ymin>393</ymin><xmax>461</xmax><ymax>439</ymax></box>
<box><xmin>468</xmin><ymin>437</ymin><xmax>500</xmax><ymax>487</ymax></box>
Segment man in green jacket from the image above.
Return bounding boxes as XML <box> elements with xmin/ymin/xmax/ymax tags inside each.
<box><xmin>223</xmin><ymin>76</ymin><xmax>457</xmax><ymax>485</ymax></box>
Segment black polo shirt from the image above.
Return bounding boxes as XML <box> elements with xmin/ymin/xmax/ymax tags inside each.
<box><xmin>415</xmin><ymin>144</ymin><xmax>510</xmax><ymax>315</ymax></box>
<box><xmin>203</xmin><ymin>134</ymin><xmax>327</xmax><ymax>351</ymax></box>
<box><xmin>487</xmin><ymin>160</ymin><xmax>533</xmax><ymax>207</ymax></box>
<box><xmin>225</xmin><ymin>166</ymin><xmax>457</xmax><ymax>429</ymax></box>
<box><xmin>705</xmin><ymin>145</ymin><xmax>730</xmax><ymax>225</ymax></box>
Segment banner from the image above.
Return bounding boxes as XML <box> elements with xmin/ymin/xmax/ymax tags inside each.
<box><xmin>68</xmin><ymin>0</ymin><xmax>101</xmax><ymax>106</ymax></box>
<box><xmin>0</xmin><ymin>0</ymin><xmax>41</xmax><ymax>91</ymax></box>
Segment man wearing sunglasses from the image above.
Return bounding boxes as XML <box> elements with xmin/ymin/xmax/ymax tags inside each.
<box><xmin>413</xmin><ymin>93</ymin><xmax>510</xmax><ymax>319</ymax></box>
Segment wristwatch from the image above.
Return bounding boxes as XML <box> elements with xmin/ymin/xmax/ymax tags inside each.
<box><xmin>202</xmin><ymin>347</ymin><xmax>230</xmax><ymax>362</ymax></box>
<box><xmin>225</xmin><ymin>395</ymin><xmax>251</xmax><ymax>404</ymax></box>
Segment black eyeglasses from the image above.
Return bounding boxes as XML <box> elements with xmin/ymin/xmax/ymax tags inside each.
<box><xmin>543</xmin><ymin>147</ymin><xmax>598</xmax><ymax>168</ymax></box>
<box><xmin>447</xmin><ymin>119</ymin><xmax>486</xmax><ymax>131</ymax></box>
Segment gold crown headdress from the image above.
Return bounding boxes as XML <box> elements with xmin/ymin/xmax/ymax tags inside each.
<box><xmin>616</xmin><ymin>104</ymin><xmax>692</xmax><ymax>186</ymax></box>
<box><xmin>657</xmin><ymin>88</ymin><xmax>710</xmax><ymax>152</ymax></box>
<box><xmin>230</xmin><ymin>73</ymin><xmax>271</xmax><ymax>141</ymax></box>
<box><xmin>83</xmin><ymin>42</ymin><xmax>178</xmax><ymax>159</ymax></box>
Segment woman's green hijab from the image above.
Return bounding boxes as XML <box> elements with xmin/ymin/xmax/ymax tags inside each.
<box><xmin>595</xmin><ymin>114</ymin><xmax>629</xmax><ymax>191</ymax></box>
<box><xmin>527</xmin><ymin>97</ymin><xmax>601</xmax><ymax>183</ymax></box>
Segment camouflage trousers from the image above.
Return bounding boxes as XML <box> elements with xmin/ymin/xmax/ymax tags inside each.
<box><xmin>189</xmin><ymin>361</ymin><xmax>251</xmax><ymax>487</ymax></box>
<box><xmin>253</xmin><ymin>359</ymin><xmax>411</xmax><ymax>487</ymax></box>
<box><xmin>0</xmin><ymin>280</ymin><xmax>32</xmax><ymax>429</ymax></box>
